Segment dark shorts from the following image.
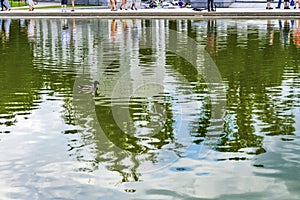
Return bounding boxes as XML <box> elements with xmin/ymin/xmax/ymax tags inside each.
<box><xmin>61</xmin><ymin>0</ymin><xmax>67</xmax><ymax>5</ymax></box>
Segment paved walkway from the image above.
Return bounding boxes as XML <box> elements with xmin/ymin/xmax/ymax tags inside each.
<box><xmin>1</xmin><ymin>2</ymin><xmax>300</xmax><ymax>18</ymax></box>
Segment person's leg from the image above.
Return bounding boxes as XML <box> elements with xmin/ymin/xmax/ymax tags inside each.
<box><xmin>211</xmin><ymin>0</ymin><xmax>214</xmax><ymax>11</ymax></box>
<box><xmin>61</xmin><ymin>1</ymin><xmax>67</xmax><ymax>12</ymax></box>
<box><xmin>276</xmin><ymin>0</ymin><xmax>282</xmax><ymax>8</ymax></box>
<box><xmin>28</xmin><ymin>0</ymin><xmax>34</xmax><ymax>11</ymax></box>
<box><xmin>1</xmin><ymin>0</ymin><xmax>4</xmax><ymax>11</ymax></box>
<box><xmin>3</xmin><ymin>0</ymin><xmax>10</xmax><ymax>10</ymax></box>
<box><xmin>131</xmin><ymin>0</ymin><xmax>137</xmax><ymax>10</ymax></box>
<box><xmin>266</xmin><ymin>0</ymin><xmax>272</xmax><ymax>9</ymax></box>
<box><xmin>120</xmin><ymin>0</ymin><xmax>124</xmax><ymax>9</ymax></box>
<box><xmin>71</xmin><ymin>0</ymin><xmax>75</xmax><ymax>11</ymax></box>
<box><xmin>121</xmin><ymin>0</ymin><xmax>127</xmax><ymax>9</ymax></box>
<box><xmin>207</xmin><ymin>0</ymin><xmax>211</xmax><ymax>11</ymax></box>
<box><xmin>284</xmin><ymin>0</ymin><xmax>290</xmax><ymax>8</ymax></box>
<box><xmin>1</xmin><ymin>0</ymin><xmax>7</xmax><ymax>10</ymax></box>
<box><xmin>111</xmin><ymin>0</ymin><xmax>116</xmax><ymax>10</ymax></box>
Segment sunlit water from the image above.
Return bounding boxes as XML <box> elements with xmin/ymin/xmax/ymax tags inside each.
<box><xmin>0</xmin><ymin>18</ymin><xmax>300</xmax><ymax>199</ymax></box>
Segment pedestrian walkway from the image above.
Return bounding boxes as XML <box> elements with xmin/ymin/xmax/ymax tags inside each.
<box><xmin>1</xmin><ymin>2</ymin><xmax>300</xmax><ymax>18</ymax></box>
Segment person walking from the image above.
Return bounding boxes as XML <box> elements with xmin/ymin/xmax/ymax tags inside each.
<box><xmin>110</xmin><ymin>0</ymin><xmax>117</xmax><ymax>11</ymax></box>
<box><xmin>71</xmin><ymin>0</ymin><xmax>75</xmax><ymax>12</ymax></box>
<box><xmin>283</xmin><ymin>0</ymin><xmax>290</xmax><ymax>9</ymax></box>
<box><xmin>207</xmin><ymin>0</ymin><xmax>215</xmax><ymax>12</ymax></box>
<box><xmin>131</xmin><ymin>0</ymin><xmax>137</xmax><ymax>10</ymax></box>
<box><xmin>119</xmin><ymin>0</ymin><xmax>128</xmax><ymax>10</ymax></box>
<box><xmin>276</xmin><ymin>0</ymin><xmax>282</xmax><ymax>8</ymax></box>
<box><xmin>266</xmin><ymin>0</ymin><xmax>273</xmax><ymax>9</ymax></box>
<box><xmin>61</xmin><ymin>0</ymin><xmax>67</xmax><ymax>12</ymax></box>
<box><xmin>27</xmin><ymin>0</ymin><xmax>35</xmax><ymax>11</ymax></box>
<box><xmin>293</xmin><ymin>0</ymin><xmax>299</xmax><ymax>9</ymax></box>
<box><xmin>277</xmin><ymin>0</ymin><xmax>290</xmax><ymax>9</ymax></box>
<box><xmin>1</xmin><ymin>0</ymin><xmax>11</xmax><ymax>11</ymax></box>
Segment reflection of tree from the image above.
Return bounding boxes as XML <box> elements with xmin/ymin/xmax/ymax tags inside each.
<box><xmin>91</xmin><ymin>97</ymin><xmax>175</xmax><ymax>182</ymax></box>
<box><xmin>71</xmin><ymin>53</ymin><xmax>211</xmax><ymax>183</ymax></box>
<box><xmin>211</xmin><ymin>21</ymin><xmax>297</xmax><ymax>154</ymax></box>
<box><xmin>165</xmin><ymin>51</ymin><xmax>212</xmax><ymax>140</ymax></box>
<box><xmin>219</xmin><ymin>86</ymin><xmax>265</xmax><ymax>154</ymax></box>
<box><xmin>0</xmin><ymin>20</ymin><xmax>42</xmax><ymax>127</ymax></box>
<box><xmin>205</xmin><ymin>20</ymin><xmax>217</xmax><ymax>55</ymax></box>
<box><xmin>59</xmin><ymin>19</ymin><xmax>299</xmax><ymax>182</ymax></box>
<box><xmin>62</xmin><ymin>97</ymin><xmax>76</xmax><ymax>125</ymax></box>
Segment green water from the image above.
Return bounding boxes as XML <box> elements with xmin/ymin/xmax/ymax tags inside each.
<box><xmin>0</xmin><ymin>18</ymin><xmax>299</xmax><ymax>199</ymax></box>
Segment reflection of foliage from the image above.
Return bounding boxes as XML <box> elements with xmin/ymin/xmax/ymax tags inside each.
<box><xmin>166</xmin><ymin>51</ymin><xmax>199</xmax><ymax>82</ymax></box>
<box><xmin>96</xmin><ymin>105</ymin><xmax>147</xmax><ymax>154</ymax></box>
<box><xmin>139</xmin><ymin>48</ymin><xmax>154</xmax><ymax>63</ymax></box>
<box><xmin>260</xmin><ymin>90</ymin><xmax>296</xmax><ymax>136</ymax></box>
<box><xmin>0</xmin><ymin>20</ymin><xmax>42</xmax><ymax>127</ymax></box>
<box><xmin>218</xmin><ymin>86</ymin><xmax>265</xmax><ymax>154</ymax></box>
<box><xmin>166</xmin><ymin>51</ymin><xmax>211</xmax><ymax>141</ymax></box>
<box><xmin>83</xmin><ymin>96</ymin><xmax>178</xmax><ymax>182</ymax></box>
<box><xmin>61</xmin><ymin>97</ymin><xmax>76</xmax><ymax>125</ymax></box>
<box><xmin>213</xmin><ymin>22</ymin><xmax>298</xmax><ymax>154</ymax></box>
<box><xmin>95</xmin><ymin>97</ymin><xmax>175</xmax><ymax>154</ymax></box>
<box><xmin>190</xmin><ymin>99</ymin><xmax>212</xmax><ymax>139</ymax></box>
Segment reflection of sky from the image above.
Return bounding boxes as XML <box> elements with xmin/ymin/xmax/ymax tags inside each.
<box><xmin>1</xmin><ymin>19</ymin><xmax>300</xmax><ymax>199</ymax></box>
<box><xmin>0</xmin><ymin>94</ymin><xmax>88</xmax><ymax>198</ymax></box>
<box><xmin>124</xmin><ymin>153</ymin><xmax>294</xmax><ymax>199</ymax></box>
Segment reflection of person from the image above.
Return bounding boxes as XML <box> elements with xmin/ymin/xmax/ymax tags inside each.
<box><xmin>71</xmin><ymin>19</ymin><xmax>76</xmax><ymax>45</ymax></box>
<box><xmin>207</xmin><ymin>0</ymin><xmax>214</xmax><ymax>12</ymax></box>
<box><xmin>61</xmin><ymin>19</ymin><xmax>70</xmax><ymax>44</ymax></box>
<box><xmin>282</xmin><ymin>20</ymin><xmax>290</xmax><ymax>45</ymax></box>
<box><xmin>131</xmin><ymin>19</ymin><xmax>138</xmax><ymax>46</ymax></box>
<box><xmin>110</xmin><ymin>19</ymin><xmax>117</xmax><ymax>43</ymax></box>
<box><xmin>205</xmin><ymin>20</ymin><xmax>217</xmax><ymax>55</ymax></box>
<box><xmin>19</xmin><ymin>19</ymin><xmax>25</xmax><ymax>28</ymax></box>
<box><xmin>27</xmin><ymin>19</ymin><xmax>36</xmax><ymax>40</ymax></box>
<box><xmin>267</xmin><ymin>20</ymin><xmax>274</xmax><ymax>45</ymax></box>
<box><xmin>121</xmin><ymin>20</ymin><xmax>128</xmax><ymax>31</ymax></box>
<box><xmin>293</xmin><ymin>20</ymin><xmax>300</xmax><ymax>47</ymax></box>
<box><xmin>4</xmin><ymin>19</ymin><xmax>11</xmax><ymax>40</ymax></box>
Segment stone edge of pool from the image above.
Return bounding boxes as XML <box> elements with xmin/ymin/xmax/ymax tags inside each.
<box><xmin>2</xmin><ymin>7</ymin><xmax>300</xmax><ymax>19</ymax></box>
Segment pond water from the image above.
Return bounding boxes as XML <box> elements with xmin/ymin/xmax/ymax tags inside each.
<box><xmin>0</xmin><ymin>18</ymin><xmax>300</xmax><ymax>199</ymax></box>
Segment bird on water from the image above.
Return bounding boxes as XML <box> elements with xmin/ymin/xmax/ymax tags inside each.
<box><xmin>78</xmin><ymin>80</ymin><xmax>99</xmax><ymax>94</ymax></box>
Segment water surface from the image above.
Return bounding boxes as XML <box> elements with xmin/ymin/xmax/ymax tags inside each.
<box><xmin>0</xmin><ymin>18</ymin><xmax>300</xmax><ymax>199</ymax></box>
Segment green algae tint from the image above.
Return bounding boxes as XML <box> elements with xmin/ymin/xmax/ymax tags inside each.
<box><xmin>0</xmin><ymin>18</ymin><xmax>299</xmax><ymax>199</ymax></box>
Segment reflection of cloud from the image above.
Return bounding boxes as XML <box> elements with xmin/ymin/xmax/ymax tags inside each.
<box><xmin>125</xmin><ymin>154</ymin><xmax>293</xmax><ymax>199</ymax></box>
<box><xmin>0</xmin><ymin>93</ymin><xmax>85</xmax><ymax>198</ymax></box>
<box><xmin>61</xmin><ymin>19</ymin><xmax>70</xmax><ymax>45</ymax></box>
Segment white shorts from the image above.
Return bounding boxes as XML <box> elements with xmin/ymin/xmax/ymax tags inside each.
<box><xmin>27</xmin><ymin>0</ymin><xmax>34</xmax><ymax>6</ymax></box>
